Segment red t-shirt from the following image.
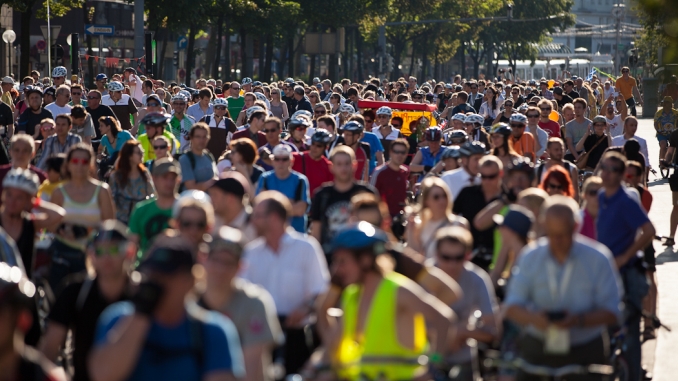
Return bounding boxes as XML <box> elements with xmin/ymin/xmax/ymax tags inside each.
<box><xmin>292</xmin><ymin>152</ymin><xmax>334</xmax><ymax>197</ymax></box>
<box><xmin>539</xmin><ymin>120</ymin><xmax>561</xmax><ymax>138</ymax></box>
<box><xmin>370</xmin><ymin>164</ymin><xmax>409</xmax><ymax>216</ymax></box>
<box><xmin>354</xmin><ymin>146</ymin><xmax>368</xmax><ymax>181</ymax></box>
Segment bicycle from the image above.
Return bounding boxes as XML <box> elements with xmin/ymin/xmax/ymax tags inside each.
<box><xmin>484</xmin><ymin>355</ymin><xmax>613</xmax><ymax>381</ymax></box>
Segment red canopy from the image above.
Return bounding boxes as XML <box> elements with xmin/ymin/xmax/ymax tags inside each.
<box><xmin>357</xmin><ymin>100</ymin><xmax>437</xmax><ymax>112</ymax></box>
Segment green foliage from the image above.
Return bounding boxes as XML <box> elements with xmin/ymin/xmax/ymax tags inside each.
<box><xmin>634</xmin><ymin>0</ymin><xmax>676</xmax><ymax>70</ymax></box>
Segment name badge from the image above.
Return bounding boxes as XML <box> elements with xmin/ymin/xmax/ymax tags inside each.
<box><xmin>544</xmin><ymin>325</ymin><xmax>570</xmax><ymax>355</ymax></box>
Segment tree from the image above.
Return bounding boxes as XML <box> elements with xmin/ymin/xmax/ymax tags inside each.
<box><xmin>635</xmin><ymin>0</ymin><xmax>678</xmax><ymax>72</ymax></box>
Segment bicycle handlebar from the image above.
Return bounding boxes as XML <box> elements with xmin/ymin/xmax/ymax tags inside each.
<box><xmin>486</xmin><ymin>357</ymin><xmax>614</xmax><ymax>377</ymax></box>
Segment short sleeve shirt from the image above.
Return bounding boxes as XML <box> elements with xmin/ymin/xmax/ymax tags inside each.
<box><xmin>255</xmin><ymin>171</ymin><xmax>310</xmax><ymax>233</ymax></box>
<box><xmin>370</xmin><ymin>164</ymin><xmax>409</xmax><ymax>217</ymax></box>
<box><xmin>615</xmin><ymin>77</ymin><xmax>637</xmax><ymax>100</ymax></box>
<box><xmin>179</xmin><ymin>152</ymin><xmax>217</xmax><ymax>184</ymax></box>
<box><xmin>101</xmin><ymin>130</ymin><xmax>133</xmax><ymax>154</ymax></box>
<box><xmin>565</xmin><ymin>118</ymin><xmax>592</xmax><ymax>147</ymax></box>
<box><xmin>128</xmin><ymin>199</ymin><xmax>173</xmax><ymax>256</ymax></box>
<box><xmin>538</xmin><ymin>120</ymin><xmax>561</xmax><ymax>138</ymax></box>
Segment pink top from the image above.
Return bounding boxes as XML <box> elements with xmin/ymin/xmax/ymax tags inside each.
<box><xmin>579</xmin><ymin>208</ymin><xmax>596</xmax><ymax>240</ymax></box>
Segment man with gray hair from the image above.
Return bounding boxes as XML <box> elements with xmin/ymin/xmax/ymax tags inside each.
<box><xmin>505</xmin><ymin>195</ymin><xmax>622</xmax><ymax>380</ymax></box>
<box><xmin>293</xmin><ymin>86</ymin><xmax>313</xmax><ymax>114</ymax></box>
<box><xmin>44</xmin><ymin>85</ymin><xmax>72</xmax><ymax>117</ymax></box>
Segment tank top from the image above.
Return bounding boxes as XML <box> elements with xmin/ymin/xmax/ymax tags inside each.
<box><xmin>61</xmin><ymin>183</ymin><xmax>103</xmax><ymax>228</ymax></box>
<box><xmin>270</xmin><ymin>102</ymin><xmax>284</xmax><ymax>119</ymax></box>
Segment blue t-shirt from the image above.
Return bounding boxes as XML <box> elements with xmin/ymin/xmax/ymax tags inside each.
<box><xmin>360</xmin><ymin>132</ymin><xmax>384</xmax><ymax>174</ymax></box>
<box><xmin>101</xmin><ymin>130</ymin><xmax>133</xmax><ymax>154</ymax></box>
<box><xmin>94</xmin><ymin>302</ymin><xmax>245</xmax><ymax>381</ymax></box>
<box><xmin>596</xmin><ymin>186</ymin><xmax>649</xmax><ymax>269</ymax></box>
<box><xmin>255</xmin><ymin>170</ymin><xmax>310</xmax><ymax>233</ymax></box>
<box><xmin>179</xmin><ymin>152</ymin><xmax>218</xmax><ymax>185</ymax></box>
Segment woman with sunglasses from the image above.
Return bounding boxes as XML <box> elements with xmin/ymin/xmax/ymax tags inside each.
<box><xmin>329</xmin><ymin>93</ymin><xmax>342</xmax><ymax>114</ymax></box>
<box><xmin>285</xmin><ymin>118</ymin><xmax>310</xmax><ymax>152</ymax></box>
<box><xmin>539</xmin><ymin>166</ymin><xmax>575</xmax><ymax>198</ymax></box>
<box><xmin>49</xmin><ymin>143</ymin><xmax>115</xmax><ymax>291</ymax></box>
<box><xmin>108</xmin><ymin>140</ymin><xmax>155</xmax><ymax>225</ymax></box>
<box><xmin>308</xmin><ymin>91</ymin><xmax>320</xmax><ymax>110</ymax></box>
<box><xmin>578</xmin><ymin>176</ymin><xmax>602</xmax><ymax>240</ymax></box>
<box><xmin>269</xmin><ymin>88</ymin><xmax>289</xmax><ymax>123</ymax></box>
<box><xmin>490</xmin><ymin>123</ymin><xmax>521</xmax><ymax>171</ymax></box>
<box><xmin>493</xmin><ymin>99</ymin><xmax>514</xmax><ymax>124</ymax></box>
<box><xmin>406</xmin><ymin>177</ymin><xmax>469</xmax><ymax>259</ymax></box>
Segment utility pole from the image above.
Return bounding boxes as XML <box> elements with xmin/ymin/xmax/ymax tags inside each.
<box><xmin>613</xmin><ymin>2</ymin><xmax>625</xmax><ymax>74</ymax></box>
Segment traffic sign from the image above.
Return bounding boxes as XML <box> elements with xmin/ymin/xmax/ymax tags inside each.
<box><xmin>178</xmin><ymin>68</ymin><xmax>186</xmax><ymax>78</ymax></box>
<box><xmin>85</xmin><ymin>25</ymin><xmax>115</xmax><ymax>36</ymax></box>
<box><xmin>36</xmin><ymin>40</ymin><xmax>46</xmax><ymax>50</ymax></box>
<box><xmin>177</xmin><ymin>36</ymin><xmax>187</xmax><ymax>50</ymax></box>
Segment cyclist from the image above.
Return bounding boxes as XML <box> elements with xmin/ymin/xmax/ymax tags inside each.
<box><xmin>373</xmin><ymin>106</ymin><xmax>403</xmax><ymax>159</ymax></box>
<box><xmin>441</xmin><ymin>141</ymin><xmax>485</xmax><ymax>201</ymax></box>
<box><xmin>504</xmin><ymin>196</ymin><xmax>622</xmax><ymax>381</ymax></box>
<box><xmin>654</xmin><ymin>96</ymin><xmax>678</xmax><ymax>165</ymax></box>
<box><xmin>370</xmin><ymin>138</ymin><xmax>410</xmax><ymax>217</ymax></box>
<box><xmin>291</xmin><ymin>128</ymin><xmax>334</xmax><ymax>196</ymax></box>
<box><xmin>51</xmin><ymin>66</ymin><xmax>67</xmax><ymax>87</ymax></box>
<box><xmin>102</xmin><ymin>81</ymin><xmax>138</xmax><ymax>133</ymax></box>
<box><xmin>168</xmin><ymin>93</ymin><xmax>195</xmax><ymax>150</ymax></box>
<box><xmin>322</xmin><ymin>222</ymin><xmax>455</xmax><ymax>381</ymax></box>
<box><xmin>94</xmin><ymin>73</ymin><xmax>108</xmax><ymax>96</ymax></box>
<box><xmin>410</xmin><ymin>126</ymin><xmax>446</xmax><ymax>178</ymax></box>
<box><xmin>137</xmin><ymin>112</ymin><xmax>179</xmax><ymax>162</ymax></box>
<box><xmin>39</xmin><ymin>220</ymin><xmax>133</xmax><ymax>381</ymax></box>
<box><xmin>509</xmin><ymin>113</ymin><xmax>537</xmax><ymax>162</ymax></box>
<box><xmin>341</xmin><ymin>121</ymin><xmax>370</xmax><ymax>181</ymax></box>
<box><xmin>463</xmin><ymin>114</ymin><xmax>490</xmax><ymax>145</ymax></box>
<box><xmin>90</xmin><ymin>237</ymin><xmax>245</xmax><ymax>381</ymax></box>
<box><xmin>200</xmin><ymin>98</ymin><xmax>235</xmax><ymax>157</ymax></box>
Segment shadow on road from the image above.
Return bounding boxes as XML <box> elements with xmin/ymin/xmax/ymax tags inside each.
<box><xmin>656</xmin><ymin>247</ymin><xmax>678</xmax><ymax>265</ymax></box>
<box><xmin>649</xmin><ymin>178</ymin><xmax>669</xmax><ymax>187</ymax></box>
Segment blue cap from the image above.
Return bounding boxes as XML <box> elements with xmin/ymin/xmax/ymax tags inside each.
<box><xmin>330</xmin><ymin>222</ymin><xmax>388</xmax><ymax>254</ymax></box>
<box><xmin>96</xmin><ymin>73</ymin><xmax>107</xmax><ymax>81</ymax></box>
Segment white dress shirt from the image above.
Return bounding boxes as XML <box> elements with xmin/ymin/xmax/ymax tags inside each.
<box><xmin>240</xmin><ymin>229</ymin><xmax>329</xmax><ymax>315</ymax></box>
<box><xmin>441</xmin><ymin>167</ymin><xmax>480</xmax><ymax>202</ymax></box>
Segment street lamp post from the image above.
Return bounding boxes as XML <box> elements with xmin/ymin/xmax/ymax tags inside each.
<box><xmin>2</xmin><ymin>30</ymin><xmax>16</xmax><ymax>78</ymax></box>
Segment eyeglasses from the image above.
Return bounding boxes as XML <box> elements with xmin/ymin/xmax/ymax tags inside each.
<box><xmin>510</xmin><ymin>123</ymin><xmax>525</xmax><ymax>128</ymax></box>
<box><xmin>391</xmin><ymin>149</ymin><xmax>407</xmax><ymax>155</ymax></box>
<box><xmin>481</xmin><ymin>172</ymin><xmax>499</xmax><ymax>180</ymax></box>
<box><xmin>540</xmin><ymin>107</ymin><xmax>551</xmax><ymax>111</ymax></box>
<box><xmin>153</xmin><ymin>145</ymin><xmax>168</xmax><ymax>150</ymax></box>
<box><xmin>87</xmin><ymin>96</ymin><xmax>100</xmax><ymax>100</ymax></box>
<box><xmin>600</xmin><ymin>164</ymin><xmax>622</xmax><ymax>173</ymax></box>
<box><xmin>214</xmin><ymin>106</ymin><xmax>226</xmax><ymax>110</ymax></box>
<box><xmin>622</xmin><ymin>70</ymin><xmax>629</xmax><ymax>73</ymax></box>
<box><xmin>180</xmin><ymin>220</ymin><xmax>207</xmax><ymax>229</ymax></box>
<box><xmin>314</xmin><ymin>110</ymin><xmax>326</xmax><ymax>115</ymax></box>
<box><xmin>437</xmin><ymin>252</ymin><xmax>466</xmax><ymax>262</ymax></box>
<box><xmin>527</xmin><ymin>114</ymin><xmax>540</xmax><ymax>118</ymax></box>
<box><xmin>310</xmin><ymin>95</ymin><xmax>317</xmax><ymax>99</ymax></box>
<box><xmin>53</xmin><ymin>77</ymin><xmax>63</xmax><ymax>80</ymax></box>
<box><xmin>273</xmin><ymin>157</ymin><xmax>290</xmax><ymax>162</ymax></box>
<box><xmin>263</xmin><ymin>128</ymin><xmax>279</xmax><ymax>133</ymax></box>
<box><xmin>70</xmin><ymin>158</ymin><xmax>89</xmax><ymax>165</ymax></box>
<box><xmin>72</xmin><ymin>92</ymin><xmax>82</xmax><ymax>96</ymax></box>
<box><xmin>547</xmin><ymin>183</ymin><xmax>563</xmax><ymax>190</ymax></box>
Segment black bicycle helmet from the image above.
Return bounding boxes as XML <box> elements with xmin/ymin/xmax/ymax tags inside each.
<box><xmin>25</xmin><ymin>87</ymin><xmax>43</xmax><ymax>98</ymax></box>
<box><xmin>507</xmin><ymin>157</ymin><xmax>536</xmax><ymax>182</ymax></box>
<box><xmin>424</xmin><ymin>126</ymin><xmax>443</xmax><ymax>142</ymax></box>
<box><xmin>490</xmin><ymin>123</ymin><xmax>512</xmax><ymax>137</ymax></box>
<box><xmin>445</xmin><ymin>130</ymin><xmax>468</xmax><ymax>145</ymax></box>
<box><xmin>311</xmin><ymin>128</ymin><xmax>333</xmax><ymax>144</ymax></box>
<box><xmin>141</xmin><ymin>112</ymin><xmax>170</xmax><ymax>126</ymax></box>
<box><xmin>342</xmin><ymin>121</ymin><xmax>364</xmax><ymax>133</ymax></box>
<box><xmin>288</xmin><ymin>116</ymin><xmax>312</xmax><ymax>130</ymax></box>
<box><xmin>441</xmin><ymin>146</ymin><xmax>461</xmax><ymax>160</ymax></box>
<box><xmin>459</xmin><ymin>141</ymin><xmax>487</xmax><ymax>157</ymax></box>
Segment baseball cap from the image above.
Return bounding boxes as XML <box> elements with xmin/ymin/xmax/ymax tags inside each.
<box><xmin>271</xmin><ymin>144</ymin><xmax>292</xmax><ymax>159</ymax></box>
<box><xmin>96</xmin><ymin>73</ymin><xmax>107</xmax><ymax>81</ymax></box>
<box><xmin>493</xmin><ymin>205</ymin><xmax>534</xmax><ymax>240</ymax></box>
<box><xmin>210</xmin><ymin>175</ymin><xmax>248</xmax><ymax>198</ymax></box>
<box><xmin>146</xmin><ymin>94</ymin><xmax>161</xmax><ymax>105</ymax></box>
<box><xmin>152</xmin><ymin>158</ymin><xmax>181</xmax><ymax>177</ymax></box>
<box><xmin>1</xmin><ymin>76</ymin><xmax>14</xmax><ymax>84</ymax></box>
<box><xmin>124</xmin><ymin>67</ymin><xmax>137</xmax><ymax>74</ymax></box>
<box><xmin>552</xmin><ymin>87</ymin><xmax>564</xmax><ymax>95</ymax></box>
<box><xmin>139</xmin><ymin>237</ymin><xmax>196</xmax><ymax>274</ymax></box>
<box><xmin>43</xmin><ymin>87</ymin><xmax>56</xmax><ymax>97</ymax></box>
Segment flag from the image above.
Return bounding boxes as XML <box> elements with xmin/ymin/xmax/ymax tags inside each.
<box><xmin>586</xmin><ymin>68</ymin><xmax>596</xmax><ymax>81</ymax></box>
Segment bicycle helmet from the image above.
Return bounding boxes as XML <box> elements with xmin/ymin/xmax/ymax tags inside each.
<box><xmin>2</xmin><ymin>168</ymin><xmax>39</xmax><ymax>196</ymax></box>
<box><xmin>330</xmin><ymin>222</ymin><xmax>388</xmax><ymax>255</ymax></box>
<box><xmin>442</xmin><ymin>146</ymin><xmax>461</xmax><ymax>160</ymax></box>
<box><xmin>107</xmin><ymin>81</ymin><xmax>125</xmax><ymax>92</ymax></box>
<box><xmin>171</xmin><ymin>93</ymin><xmax>188</xmax><ymax>103</ymax></box>
<box><xmin>241</xmin><ymin>77</ymin><xmax>253</xmax><ymax>85</ymax></box>
<box><xmin>451</xmin><ymin>113</ymin><xmax>467</xmax><ymax>123</ymax></box>
<box><xmin>375</xmin><ymin>106</ymin><xmax>393</xmax><ymax>116</ymax></box>
<box><xmin>491</xmin><ymin>123</ymin><xmax>512</xmax><ymax>136</ymax></box>
<box><xmin>288</xmin><ymin>116</ymin><xmax>312</xmax><ymax>130</ymax></box>
<box><xmin>25</xmin><ymin>87</ymin><xmax>43</xmax><ymax>98</ymax></box>
<box><xmin>509</xmin><ymin>113</ymin><xmax>528</xmax><ymax>125</ymax></box>
<box><xmin>178</xmin><ymin>90</ymin><xmax>192</xmax><ymax>100</ymax></box>
<box><xmin>52</xmin><ymin>66</ymin><xmax>67</xmax><ymax>78</ymax></box>
<box><xmin>140</xmin><ymin>112</ymin><xmax>170</xmax><ymax>126</ymax></box>
<box><xmin>339</xmin><ymin>103</ymin><xmax>355</xmax><ymax>114</ymax></box>
<box><xmin>212</xmin><ymin>98</ymin><xmax>228</xmax><ymax>107</ymax></box>
<box><xmin>445</xmin><ymin>130</ymin><xmax>468</xmax><ymax>145</ymax></box>
<box><xmin>291</xmin><ymin>110</ymin><xmax>313</xmax><ymax>121</ymax></box>
<box><xmin>464</xmin><ymin>114</ymin><xmax>484</xmax><ymax>125</ymax></box>
<box><xmin>92</xmin><ymin>219</ymin><xmax>130</xmax><ymax>244</ymax></box>
<box><xmin>424</xmin><ymin>126</ymin><xmax>443</xmax><ymax>142</ymax></box>
<box><xmin>459</xmin><ymin>141</ymin><xmax>487</xmax><ymax>157</ymax></box>
<box><xmin>311</xmin><ymin>128</ymin><xmax>333</xmax><ymax>144</ymax></box>
<box><xmin>342</xmin><ymin>121</ymin><xmax>364</xmax><ymax>133</ymax></box>
<box><xmin>253</xmin><ymin>81</ymin><xmax>262</xmax><ymax>87</ymax></box>
<box><xmin>0</xmin><ymin>262</ymin><xmax>36</xmax><ymax>308</ymax></box>
<box><xmin>507</xmin><ymin>157</ymin><xmax>536</xmax><ymax>181</ymax></box>
<box><xmin>95</xmin><ymin>73</ymin><xmax>107</xmax><ymax>81</ymax></box>
<box><xmin>245</xmin><ymin>106</ymin><xmax>265</xmax><ymax>119</ymax></box>
<box><xmin>254</xmin><ymin>92</ymin><xmax>271</xmax><ymax>109</ymax></box>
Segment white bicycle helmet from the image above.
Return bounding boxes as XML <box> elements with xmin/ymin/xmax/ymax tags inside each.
<box><xmin>376</xmin><ymin>106</ymin><xmax>393</xmax><ymax>116</ymax></box>
<box><xmin>179</xmin><ymin>90</ymin><xmax>192</xmax><ymax>100</ymax></box>
<box><xmin>509</xmin><ymin>113</ymin><xmax>528</xmax><ymax>125</ymax></box>
<box><xmin>246</xmin><ymin>106</ymin><xmax>265</xmax><ymax>119</ymax></box>
<box><xmin>241</xmin><ymin>77</ymin><xmax>253</xmax><ymax>85</ymax></box>
<box><xmin>451</xmin><ymin>113</ymin><xmax>467</xmax><ymax>122</ymax></box>
<box><xmin>107</xmin><ymin>81</ymin><xmax>125</xmax><ymax>92</ymax></box>
<box><xmin>2</xmin><ymin>168</ymin><xmax>39</xmax><ymax>196</ymax></box>
<box><xmin>254</xmin><ymin>92</ymin><xmax>271</xmax><ymax>109</ymax></box>
<box><xmin>339</xmin><ymin>103</ymin><xmax>355</xmax><ymax>114</ymax></box>
<box><xmin>291</xmin><ymin>110</ymin><xmax>312</xmax><ymax>120</ymax></box>
<box><xmin>171</xmin><ymin>93</ymin><xmax>188</xmax><ymax>103</ymax></box>
<box><xmin>212</xmin><ymin>98</ymin><xmax>228</xmax><ymax>107</ymax></box>
<box><xmin>52</xmin><ymin>66</ymin><xmax>67</xmax><ymax>78</ymax></box>
<box><xmin>464</xmin><ymin>114</ymin><xmax>484</xmax><ymax>125</ymax></box>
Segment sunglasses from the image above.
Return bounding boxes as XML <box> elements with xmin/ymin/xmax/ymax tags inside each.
<box><xmin>41</xmin><ymin>125</ymin><xmax>54</xmax><ymax>131</ymax></box>
<box><xmin>481</xmin><ymin>173</ymin><xmax>499</xmax><ymax>180</ymax></box>
<box><xmin>153</xmin><ymin>145</ymin><xmax>168</xmax><ymax>150</ymax></box>
<box><xmin>438</xmin><ymin>252</ymin><xmax>466</xmax><ymax>262</ymax></box>
<box><xmin>214</xmin><ymin>106</ymin><xmax>227</xmax><ymax>110</ymax></box>
<box><xmin>70</xmin><ymin>158</ymin><xmax>89</xmax><ymax>165</ymax></box>
<box><xmin>263</xmin><ymin>128</ymin><xmax>279</xmax><ymax>133</ymax></box>
<box><xmin>173</xmin><ymin>102</ymin><xmax>186</xmax><ymax>106</ymax></box>
<box><xmin>391</xmin><ymin>149</ymin><xmax>407</xmax><ymax>155</ymax></box>
<box><xmin>312</xmin><ymin>143</ymin><xmax>326</xmax><ymax>148</ymax></box>
<box><xmin>540</xmin><ymin>107</ymin><xmax>551</xmax><ymax>111</ymax></box>
<box><xmin>180</xmin><ymin>220</ymin><xmax>207</xmax><ymax>229</ymax></box>
<box><xmin>147</xmin><ymin>102</ymin><xmax>160</xmax><ymax>107</ymax></box>
<box><xmin>512</xmin><ymin>91</ymin><xmax>519</xmax><ymax>94</ymax></box>
<box><xmin>547</xmin><ymin>183</ymin><xmax>563</xmax><ymax>190</ymax></box>
<box><xmin>377</xmin><ymin>115</ymin><xmax>390</xmax><ymax>119</ymax></box>
<box><xmin>314</xmin><ymin>110</ymin><xmax>326</xmax><ymax>115</ymax></box>
<box><xmin>527</xmin><ymin>114</ymin><xmax>540</xmax><ymax>118</ymax></box>
<box><xmin>504</xmin><ymin>103</ymin><xmax>513</xmax><ymax>107</ymax></box>
<box><xmin>510</xmin><ymin>123</ymin><xmax>525</xmax><ymax>128</ymax></box>
<box><xmin>87</xmin><ymin>96</ymin><xmax>100</xmax><ymax>100</ymax></box>
<box><xmin>587</xmin><ymin>189</ymin><xmax>600</xmax><ymax>196</ymax></box>
<box><xmin>72</xmin><ymin>92</ymin><xmax>82</xmax><ymax>96</ymax></box>
<box><xmin>231</xmin><ymin>87</ymin><xmax>241</xmax><ymax>90</ymax></box>
<box><xmin>274</xmin><ymin>157</ymin><xmax>290</xmax><ymax>162</ymax></box>
<box><xmin>94</xmin><ymin>245</ymin><xmax>124</xmax><ymax>257</ymax></box>
<box><xmin>365</xmin><ymin>119</ymin><xmax>373</xmax><ymax>124</ymax></box>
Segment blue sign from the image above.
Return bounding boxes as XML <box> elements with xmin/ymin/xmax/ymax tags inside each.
<box><xmin>177</xmin><ymin>36</ymin><xmax>187</xmax><ymax>50</ymax></box>
<box><xmin>85</xmin><ymin>24</ymin><xmax>115</xmax><ymax>36</ymax></box>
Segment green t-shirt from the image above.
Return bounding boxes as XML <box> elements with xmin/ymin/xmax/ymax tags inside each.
<box><xmin>128</xmin><ymin>198</ymin><xmax>173</xmax><ymax>258</ymax></box>
<box><xmin>226</xmin><ymin>96</ymin><xmax>245</xmax><ymax>120</ymax></box>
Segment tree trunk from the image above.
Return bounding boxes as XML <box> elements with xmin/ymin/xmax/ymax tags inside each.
<box><xmin>204</xmin><ymin>26</ymin><xmax>217</xmax><ymax>78</ymax></box>
<box><xmin>258</xmin><ymin>37</ymin><xmax>265</xmax><ymax>80</ymax></box>
<box><xmin>84</xmin><ymin>6</ymin><xmax>94</xmax><ymax>86</ymax></box>
<box><xmin>223</xmin><ymin>19</ymin><xmax>231</xmax><ymax>81</ymax></box>
<box><xmin>408</xmin><ymin>41</ymin><xmax>416</xmax><ymax>77</ymax></box>
<box><xmin>264</xmin><ymin>34</ymin><xmax>273</xmax><ymax>82</ymax></box>
<box><xmin>392</xmin><ymin>40</ymin><xmax>405</xmax><ymax>81</ymax></box>
<box><xmin>158</xmin><ymin>29</ymin><xmax>168</xmax><ymax>80</ymax></box>
<box><xmin>19</xmin><ymin>6</ymin><xmax>33</xmax><ymax>79</ymax></box>
<box><xmin>309</xmin><ymin>54</ymin><xmax>316</xmax><ymax>80</ymax></box>
<box><xmin>186</xmin><ymin>22</ymin><xmax>197</xmax><ymax>85</ymax></box>
<box><xmin>213</xmin><ymin>15</ymin><xmax>223</xmax><ymax>79</ymax></box>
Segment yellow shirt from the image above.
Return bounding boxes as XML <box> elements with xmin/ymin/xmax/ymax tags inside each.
<box><xmin>615</xmin><ymin>76</ymin><xmax>637</xmax><ymax>100</ymax></box>
<box><xmin>1</xmin><ymin>92</ymin><xmax>14</xmax><ymax>111</ymax></box>
<box><xmin>38</xmin><ymin>180</ymin><xmax>62</xmax><ymax>201</ymax></box>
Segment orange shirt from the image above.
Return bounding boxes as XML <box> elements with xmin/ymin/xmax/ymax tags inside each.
<box><xmin>510</xmin><ymin>132</ymin><xmax>536</xmax><ymax>162</ymax></box>
<box><xmin>615</xmin><ymin>76</ymin><xmax>637</xmax><ymax>100</ymax></box>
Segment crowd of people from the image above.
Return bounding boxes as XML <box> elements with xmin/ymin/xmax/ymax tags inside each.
<box><xmin>0</xmin><ymin>63</ymin><xmax>673</xmax><ymax>381</ymax></box>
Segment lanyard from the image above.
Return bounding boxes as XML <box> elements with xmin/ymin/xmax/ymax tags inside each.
<box><xmin>545</xmin><ymin>256</ymin><xmax>575</xmax><ymax>305</ymax></box>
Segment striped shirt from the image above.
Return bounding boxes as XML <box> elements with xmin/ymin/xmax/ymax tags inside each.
<box><xmin>37</xmin><ymin>133</ymin><xmax>82</xmax><ymax>171</ymax></box>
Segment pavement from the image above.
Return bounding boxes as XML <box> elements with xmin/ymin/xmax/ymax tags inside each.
<box><xmin>632</xmin><ymin>108</ymin><xmax>675</xmax><ymax>381</ymax></box>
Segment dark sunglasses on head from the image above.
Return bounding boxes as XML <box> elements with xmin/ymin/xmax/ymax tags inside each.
<box><xmin>540</xmin><ymin>107</ymin><xmax>551</xmax><ymax>111</ymax></box>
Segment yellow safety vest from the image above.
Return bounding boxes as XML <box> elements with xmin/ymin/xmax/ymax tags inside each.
<box><xmin>336</xmin><ymin>272</ymin><xmax>428</xmax><ymax>380</ymax></box>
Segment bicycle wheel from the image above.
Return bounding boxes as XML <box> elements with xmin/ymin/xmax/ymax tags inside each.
<box><xmin>613</xmin><ymin>355</ymin><xmax>630</xmax><ymax>381</ymax></box>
